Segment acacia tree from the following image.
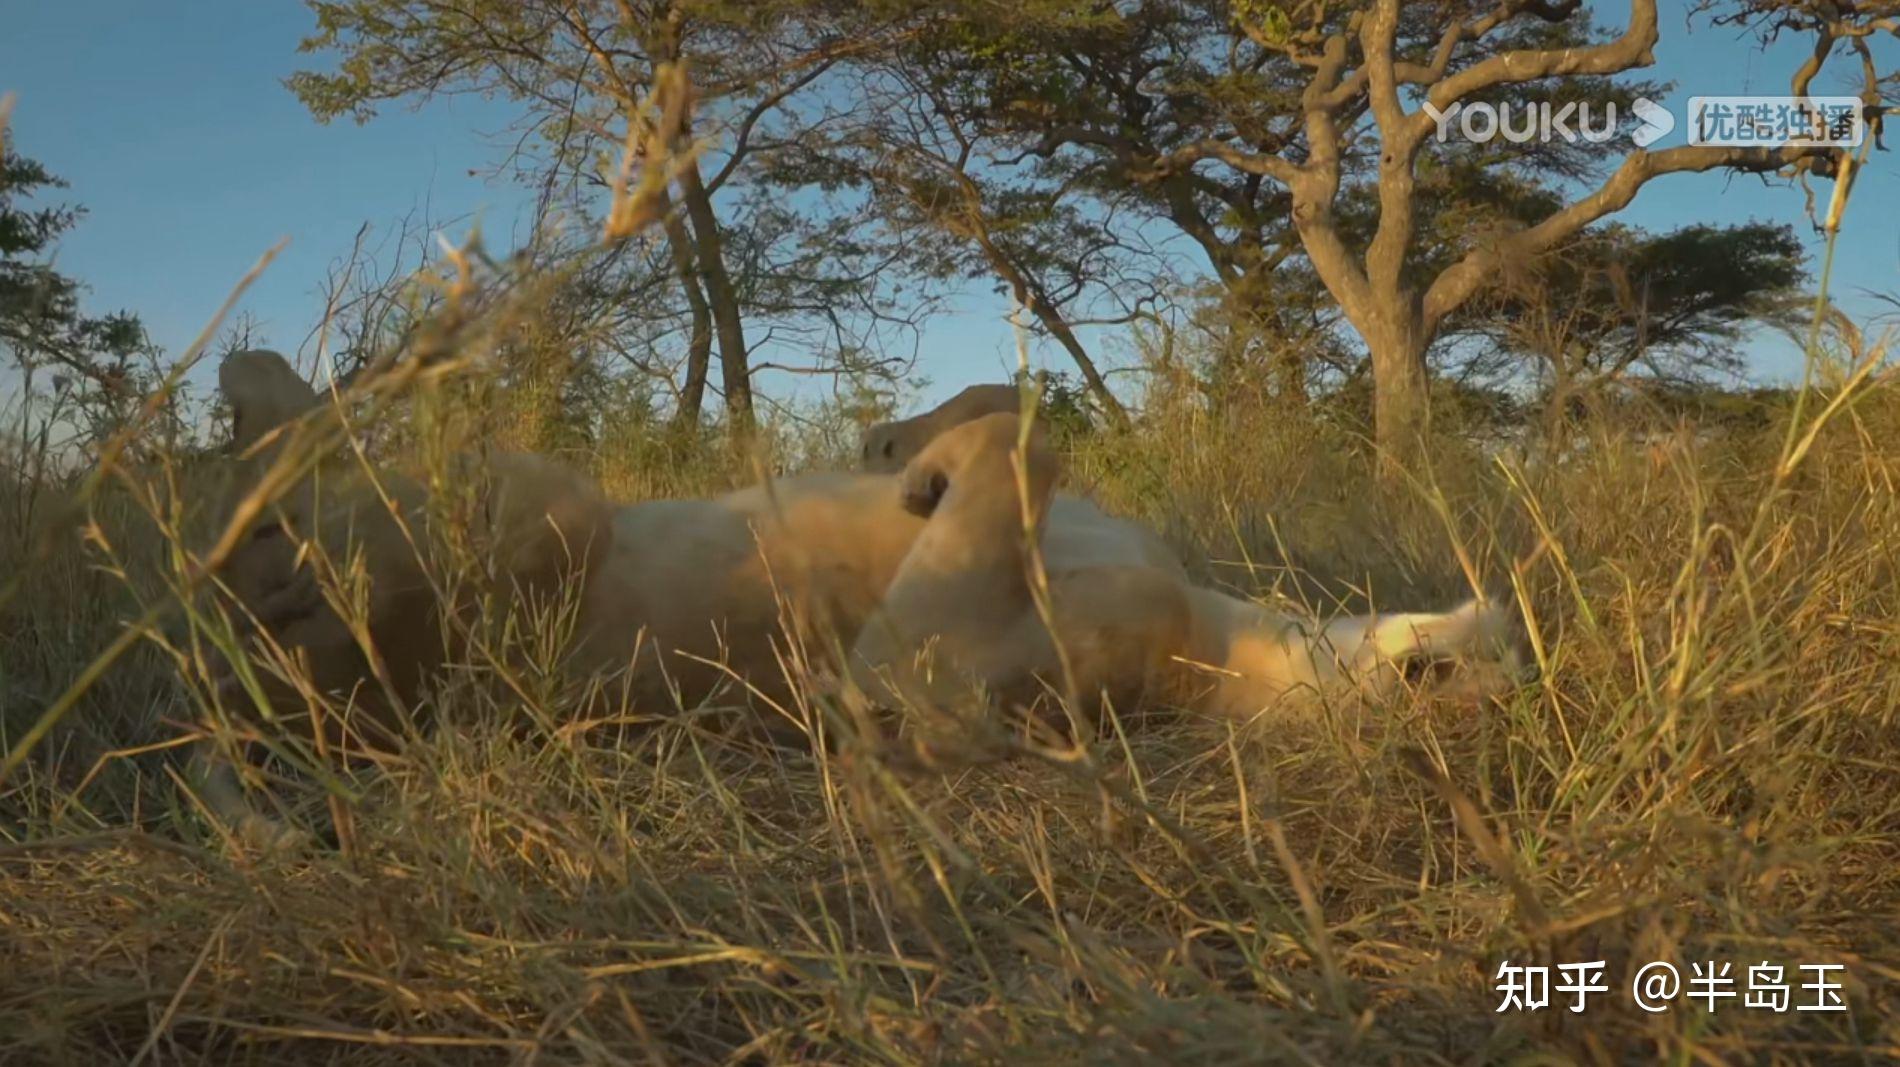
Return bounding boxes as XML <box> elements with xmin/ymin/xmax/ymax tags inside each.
<box><xmin>290</xmin><ymin>0</ymin><xmax>920</xmax><ymax>433</ymax></box>
<box><xmin>1457</xmin><ymin>221</ymin><xmax>1806</xmax><ymax>435</ymax></box>
<box><xmin>877</xmin><ymin>0</ymin><xmax>1886</xmax><ymax>466</ymax></box>
<box><xmin>885</xmin><ymin>2</ymin><xmax>1335</xmax><ymax>400</ymax></box>
<box><xmin>1216</xmin><ymin>0</ymin><xmax>1877</xmax><ymax>460</ymax></box>
<box><xmin>819</xmin><ymin>1</ymin><xmax>1655</xmax><ymax>410</ymax></box>
<box><xmin>804</xmin><ymin>53</ymin><xmax>1181</xmax><ymax>423</ymax></box>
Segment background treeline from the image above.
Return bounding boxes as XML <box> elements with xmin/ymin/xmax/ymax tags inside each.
<box><xmin>12</xmin><ymin>0</ymin><xmax>1893</xmax><ymax>479</ymax></box>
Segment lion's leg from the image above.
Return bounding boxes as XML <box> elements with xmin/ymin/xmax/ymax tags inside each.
<box><xmin>858</xmin><ymin>564</ymin><xmax>1192</xmax><ymax>727</ymax></box>
<box><xmin>1332</xmin><ymin>598</ymin><xmax>1526</xmax><ymax>701</ymax></box>
<box><xmin>1196</xmin><ymin>597</ymin><xmax>1526</xmax><ymax>715</ymax></box>
<box><xmin>854</xmin><ymin>417</ymin><xmax>1203</xmax><ymax>727</ymax></box>
<box><xmin>849</xmin><ymin>414</ymin><xmax>1056</xmax><ymax>713</ymax></box>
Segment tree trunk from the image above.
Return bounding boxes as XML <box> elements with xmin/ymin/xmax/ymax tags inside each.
<box><xmin>676</xmin><ymin>160</ymin><xmax>753</xmax><ymax>433</ymax></box>
<box><xmin>1540</xmin><ymin>354</ymin><xmax>1576</xmax><ymax>454</ymax></box>
<box><xmin>662</xmin><ymin>208</ymin><xmax>714</xmax><ymax>435</ymax></box>
<box><xmin>1365</xmin><ymin>315</ymin><xmax>1430</xmax><ymax>474</ymax></box>
<box><xmin>1026</xmin><ymin>293</ymin><xmax>1130</xmax><ymax>427</ymax></box>
<box><xmin>1272</xmin><ymin>340</ymin><xmax>1308</xmax><ymax>404</ymax></box>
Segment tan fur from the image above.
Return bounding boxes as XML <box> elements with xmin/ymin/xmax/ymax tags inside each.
<box><xmin>849</xmin><ymin>413</ymin><xmax>1528</xmax><ymax>727</ymax></box>
<box><xmin>848</xmin><ymin>414</ymin><xmax>1191</xmax><ymax>715</ymax></box>
<box><xmin>1179</xmin><ymin>587</ymin><xmax>1525</xmax><ymax>720</ymax></box>
<box><xmin>860</xmin><ymin>384</ymin><xmax>1031</xmax><ymax>473</ymax></box>
<box><xmin>196</xmin><ymin>356</ymin><xmax>1178</xmax><ymax>844</ymax></box>
<box><xmin>210</xmin><ymin>354</ymin><xmax>617</xmax><ymax>745</ymax></box>
<box><xmin>197</xmin><ymin>355</ymin><xmax>1520</xmax><ymax>848</ymax></box>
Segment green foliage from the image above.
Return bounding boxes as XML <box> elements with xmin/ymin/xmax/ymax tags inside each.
<box><xmin>1460</xmin><ymin>221</ymin><xmax>1808</xmax><ymax>395</ymax></box>
<box><xmin>1230</xmin><ymin>0</ymin><xmax>1292</xmax><ymax>44</ymax></box>
<box><xmin>288</xmin><ymin>0</ymin><xmax>936</xmax><ymax>430</ymax></box>
<box><xmin>284</xmin><ymin>0</ymin><xmax>1886</xmax><ymax>448</ymax></box>
<box><xmin>1</xmin><ymin>149</ymin><xmax>158</xmax><ymax>445</ymax></box>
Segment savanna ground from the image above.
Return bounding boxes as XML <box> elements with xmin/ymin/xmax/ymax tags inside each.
<box><xmin>2</xmin><ymin>264</ymin><xmax>1899</xmax><ymax>1066</ymax></box>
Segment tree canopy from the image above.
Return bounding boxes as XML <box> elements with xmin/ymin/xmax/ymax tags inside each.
<box><xmin>2</xmin><ymin>149</ymin><xmax>158</xmax><ymax>448</ymax></box>
<box><xmin>286</xmin><ymin>0</ymin><xmax>1894</xmax><ymax>455</ymax></box>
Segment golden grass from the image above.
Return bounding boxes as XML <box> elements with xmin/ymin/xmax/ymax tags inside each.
<box><xmin>4</xmin><ymin>321</ymin><xmax>1898</xmax><ymax>1063</ymax></box>
<box><xmin>2</xmin><ymin>82</ymin><xmax>1896</xmax><ymax>1055</ymax></box>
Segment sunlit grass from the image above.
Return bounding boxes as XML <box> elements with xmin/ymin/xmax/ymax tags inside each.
<box><xmin>5</xmin><ymin>306</ymin><xmax>1896</xmax><ymax>1062</ymax></box>
<box><xmin>2</xmin><ymin>101</ymin><xmax>1897</xmax><ymax>1067</ymax></box>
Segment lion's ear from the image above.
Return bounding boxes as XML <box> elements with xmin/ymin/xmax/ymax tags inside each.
<box><xmin>220</xmin><ymin>350</ymin><xmax>321</xmax><ymax>451</ymax></box>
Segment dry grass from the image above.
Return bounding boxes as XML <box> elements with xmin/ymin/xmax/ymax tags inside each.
<box><xmin>5</xmin><ymin>355</ymin><xmax>1898</xmax><ymax>1066</ymax></box>
<box><xmin>3</xmin><ymin>225</ymin><xmax>1899</xmax><ymax>1063</ymax></box>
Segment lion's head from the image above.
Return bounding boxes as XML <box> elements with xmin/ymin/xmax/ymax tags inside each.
<box><xmin>860</xmin><ymin>384</ymin><xmax>1031</xmax><ymax>474</ymax></box>
<box><xmin>202</xmin><ymin>350</ymin><xmax>614</xmax><ymax>740</ymax></box>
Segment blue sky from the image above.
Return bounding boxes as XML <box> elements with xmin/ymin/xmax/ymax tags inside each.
<box><xmin>2</xmin><ymin>0</ymin><xmax>1895</xmax><ymax>415</ymax></box>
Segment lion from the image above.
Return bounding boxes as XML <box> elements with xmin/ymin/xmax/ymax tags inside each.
<box><xmin>849</xmin><ymin>412</ymin><xmax>1527</xmax><ymax>724</ymax></box>
<box><xmin>193</xmin><ymin>353</ymin><xmax>1523</xmax><ymax>849</ymax></box>
<box><xmin>210</xmin><ymin>354</ymin><xmax>617</xmax><ymax>730</ymax></box>
<box><xmin>859</xmin><ymin>383</ymin><xmax>1028</xmax><ymax>473</ymax></box>
<box><xmin>848</xmin><ymin>413</ymin><xmax>1191</xmax><ymax>718</ymax></box>
<box><xmin>191</xmin><ymin>352</ymin><xmax>1178</xmax><ymax>846</ymax></box>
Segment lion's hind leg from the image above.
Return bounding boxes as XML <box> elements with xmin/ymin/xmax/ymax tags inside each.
<box><xmin>1339</xmin><ymin>597</ymin><xmax>1528</xmax><ymax>702</ymax></box>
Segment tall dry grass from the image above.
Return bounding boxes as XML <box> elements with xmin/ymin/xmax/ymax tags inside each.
<box><xmin>3</xmin><ymin>94</ymin><xmax>1897</xmax><ymax>1064</ymax></box>
<box><xmin>3</xmin><ymin>299</ymin><xmax>1896</xmax><ymax>1063</ymax></box>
